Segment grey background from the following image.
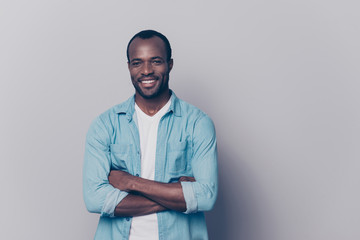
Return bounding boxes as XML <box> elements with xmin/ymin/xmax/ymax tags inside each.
<box><xmin>1</xmin><ymin>0</ymin><xmax>359</xmax><ymax>239</ymax></box>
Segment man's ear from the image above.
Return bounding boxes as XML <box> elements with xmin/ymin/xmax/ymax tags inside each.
<box><xmin>168</xmin><ymin>59</ymin><xmax>173</xmax><ymax>71</ymax></box>
<box><xmin>127</xmin><ymin>61</ymin><xmax>130</xmax><ymax>70</ymax></box>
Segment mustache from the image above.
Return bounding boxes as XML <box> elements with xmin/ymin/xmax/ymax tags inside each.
<box><xmin>138</xmin><ymin>76</ymin><xmax>158</xmax><ymax>82</ymax></box>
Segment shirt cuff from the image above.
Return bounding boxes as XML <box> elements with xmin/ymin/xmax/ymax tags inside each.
<box><xmin>101</xmin><ymin>188</ymin><xmax>129</xmax><ymax>217</ymax></box>
<box><xmin>180</xmin><ymin>181</ymin><xmax>198</xmax><ymax>214</ymax></box>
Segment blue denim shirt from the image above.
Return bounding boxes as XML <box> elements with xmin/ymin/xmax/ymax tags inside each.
<box><xmin>83</xmin><ymin>91</ymin><xmax>218</xmax><ymax>240</ymax></box>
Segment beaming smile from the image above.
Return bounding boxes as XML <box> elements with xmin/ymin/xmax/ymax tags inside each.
<box><xmin>138</xmin><ymin>77</ymin><xmax>158</xmax><ymax>88</ymax></box>
<box><xmin>141</xmin><ymin>80</ymin><xmax>156</xmax><ymax>84</ymax></box>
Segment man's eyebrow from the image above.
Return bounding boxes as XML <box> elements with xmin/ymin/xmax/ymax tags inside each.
<box><xmin>130</xmin><ymin>58</ymin><xmax>142</xmax><ymax>63</ymax></box>
<box><xmin>130</xmin><ymin>56</ymin><xmax>164</xmax><ymax>63</ymax></box>
<box><xmin>151</xmin><ymin>56</ymin><xmax>164</xmax><ymax>60</ymax></box>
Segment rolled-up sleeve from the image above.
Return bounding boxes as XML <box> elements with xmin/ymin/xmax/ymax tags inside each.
<box><xmin>182</xmin><ymin>114</ymin><xmax>218</xmax><ymax>214</ymax></box>
<box><xmin>83</xmin><ymin>117</ymin><xmax>128</xmax><ymax>217</ymax></box>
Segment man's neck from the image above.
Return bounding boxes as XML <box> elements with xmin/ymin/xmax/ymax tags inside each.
<box><xmin>135</xmin><ymin>90</ymin><xmax>171</xmax><ymax>116</ymax></box>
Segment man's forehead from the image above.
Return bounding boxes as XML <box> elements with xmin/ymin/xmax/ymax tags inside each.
<box><xmin>128</xmin><ymin>36</ymin><xmax>166</xmax><ymax>59</ymax></box>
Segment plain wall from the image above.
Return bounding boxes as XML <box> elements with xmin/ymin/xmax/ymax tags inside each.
<box><xmin>1</xmin><ymin>1</ymin><xmax>359</xmax><ymax>239</ymax></box>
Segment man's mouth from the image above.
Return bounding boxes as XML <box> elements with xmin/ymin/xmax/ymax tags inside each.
<box><xmin>138</xmin><ymin>77</ymin><xmax>158</xmax><ymax>87</ymax></box>
<box><xmin>141</xmin><ymin>80</ymin><xmax>156</xmax><ymax>84</ymax></box>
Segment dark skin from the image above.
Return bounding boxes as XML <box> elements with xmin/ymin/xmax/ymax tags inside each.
<box><xmin>110</xmin><ymin>173</ymin><xmax>195</xmax><ymax>216</ymax></box>
<box><xmin>109</xmin><ymin>36</ymin><xmax>195</xmax><ymax>217</ymax></box>
<box><xmin>114</xmin><ymin>194</ymin><xmax>166</xmax><ymax>217</ymax></box>
<box><xmin>128</xmin><ymin>36</ymin><xmax>173</xmax><ymax>116</ymax></box>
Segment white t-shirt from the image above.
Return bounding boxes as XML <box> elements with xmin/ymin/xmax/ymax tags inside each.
<box><xmin>129</xmin><ymin>100</ymin><xmax>171</xmax><ymax>240</ymax></box>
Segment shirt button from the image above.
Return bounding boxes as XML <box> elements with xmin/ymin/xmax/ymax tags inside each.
<box><xmin>126</xmin><ymin>217</ymin><xmax>130</xmax><ymax>221</ymax></box>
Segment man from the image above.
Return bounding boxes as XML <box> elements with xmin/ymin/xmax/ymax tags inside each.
<box><xmin>83</xmin><ymin>30</ymin><xmax>218</xmax><ymax>240</ymax></box>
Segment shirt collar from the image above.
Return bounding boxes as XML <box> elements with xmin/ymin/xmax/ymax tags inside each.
<box><xmin>114</xmin><ymin>90</ymin><xmax>181</xmax><ymax>121</ymax></box>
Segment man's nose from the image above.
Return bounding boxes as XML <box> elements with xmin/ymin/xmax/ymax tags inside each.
<box><xmin>142</xmin><ymin>62</ymin><xmax>154</xmax><ymax>75</ymax></box>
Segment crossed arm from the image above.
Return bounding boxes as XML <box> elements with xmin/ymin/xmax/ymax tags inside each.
<box><xmin>108</xmin><ymin>171</ymin><xmax>194</xmax><ymax>217</ymax></box>
<box><xmin>83</xmin><ymin>114</ymin><xmax>217</xmax><ymax>218</ymax></box>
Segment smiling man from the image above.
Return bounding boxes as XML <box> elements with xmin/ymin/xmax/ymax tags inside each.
<box><xmin>83</xmin><ymin>30</ymin><xmax>218</xmax><ymax>240</ymax></box>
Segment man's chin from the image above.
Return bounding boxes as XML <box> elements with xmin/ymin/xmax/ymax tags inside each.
<box><xmin>137</xmin><ymin>90</ymin><xmax>160</xmax><ymax>99</ymax></box>
<box><xmin>134</xmin><ymin>84</ymin><xmax>169</xmax><ymax>100</ymax></box>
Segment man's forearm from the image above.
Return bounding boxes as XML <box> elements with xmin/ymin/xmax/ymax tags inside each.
<box><xmin>109</xmin><ymin>171</ymin><xmax>189</xmax><ymax>212</ymax></box>
<box><xmin>114</xmin><ymin>193</ymin><xmax>167</xmax><ymax>217</ymax></box>
<box><xmin>129</xmin><ymin>177</ymin><xmax>187</xmax><ymax>212</ymax></box>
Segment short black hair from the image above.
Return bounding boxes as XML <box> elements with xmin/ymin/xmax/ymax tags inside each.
<box><xmin>126</xmin><ymin>30</ymin><xmax>172</xmax><ymax>62</ymax></box>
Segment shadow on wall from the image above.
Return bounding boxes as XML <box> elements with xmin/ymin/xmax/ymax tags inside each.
<box><xmin>206</xmin><ymin>145</ymin><xmax>267</xmax><ymax>240</ymax></box>
<box><xmin>173</xmin><ymin>75</ymin><xmax>273</xmax><ymax>240</ymax></box>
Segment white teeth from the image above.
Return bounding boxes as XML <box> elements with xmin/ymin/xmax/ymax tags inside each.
<box><xmin>142</xmin><ymin>80</ymin><xmax>155</xmax><ymax>84</ymax></box>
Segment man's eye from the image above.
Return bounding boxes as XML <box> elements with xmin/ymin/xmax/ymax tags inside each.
<box><xmin>152</xmin><ymin>60</ymin><xmax>163</xmax><ymax>64</ymax></box>
<box><xmin>131</xmin><ymin>62</ymin><xmax>140</xmax><ymax>66</ymax></box>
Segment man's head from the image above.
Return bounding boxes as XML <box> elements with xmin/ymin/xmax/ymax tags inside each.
<box><xmin>127</xmin><ymin>30</ymin><xmax>172</xmax><ymax>62</ymax></box>
<box><xmin>127</xmin><ymin>30</ymin><xmax>173</xmax><ymax>100</ymax></box>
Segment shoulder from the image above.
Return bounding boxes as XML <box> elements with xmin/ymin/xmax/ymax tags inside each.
<box><xmin>88</xmin><ymin>97</ymin><xmax>132</xmax><ymax>133</ymax></box>
<box><xmin>99</xmin><ymin>96</ymin><xmax>133</xmax><ymax>122</ymax></box>
<box><xmin>176</xmin><ymin>97</ymin><xmax>216</xmax><ymax>132</ymax></box>
<box><xmin>177</xmin><ymin>97</ymin><xmax>213</xmax><ymax>119</ymax></box>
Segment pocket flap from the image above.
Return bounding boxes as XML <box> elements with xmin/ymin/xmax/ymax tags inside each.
<box><xmin>168</xmin><ymin>140</ymin><xmax>188</xmax><ymax>152</ymax></box>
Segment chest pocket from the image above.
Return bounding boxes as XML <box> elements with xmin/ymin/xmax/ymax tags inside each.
<box><xmin>167</xmin><ymin>140</ymin><xmax>192</xmax><ymax>175</ymax></box>
<box><xmin>110</xmin><ymin>143</ymin><xmax>133</xmax><ymax>172</ymax></box>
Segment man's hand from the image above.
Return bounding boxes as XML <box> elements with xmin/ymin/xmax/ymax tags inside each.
<box><xmin>108</xmin><ymin>170</ymin><xmax>135</xmax><ymax>192</ymax></box>
<box><xmin>179</xmin><ymin>176</ymin><xmax>196</xmax><ymax>182</ymax></box>
<box><xmin>108</xmin><ymin>171</ymin><xmax>197</xmax><ymax>212</ymax></box>
<box><xmin>109</xmin><ymin>170</ymin><xmax>196</xmax><ymax>192</ymax></box>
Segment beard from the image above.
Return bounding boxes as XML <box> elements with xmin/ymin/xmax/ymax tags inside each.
<box><xmin>132</xmin><ymin>76</ymin><xmax>169</xmax><ymax>99</ymax></box>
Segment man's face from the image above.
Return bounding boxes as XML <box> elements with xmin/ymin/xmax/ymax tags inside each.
<box><xmin>128</xmin><ymin>36</ymin><xmax>173</xmax><ymax>99</ymax></box>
